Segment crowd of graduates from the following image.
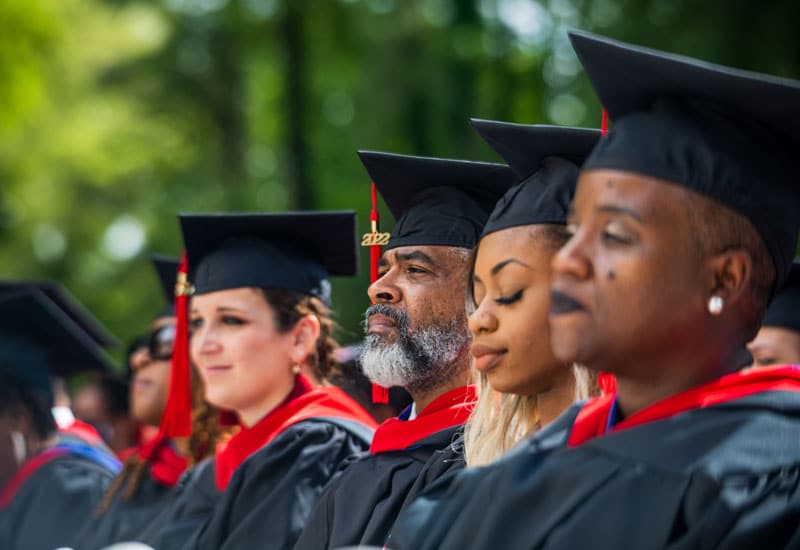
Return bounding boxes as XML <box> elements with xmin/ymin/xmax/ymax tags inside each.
<box><xmin>2</xmin><ymin>29</ymin><xmax>800</xmax><ymax>550</ymax></box>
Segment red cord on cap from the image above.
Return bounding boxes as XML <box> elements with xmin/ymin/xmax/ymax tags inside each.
<box><xmin>596</xmin><ymin>109</ymin><xmax>617</xmax><ymax>396</ymax></box>
<box><xmin>368</xmin><ymin>182</ymin><xmax>390</xmax><ymax>404</ymax></box>
<box><xmin>158</xmin><ymin>251</ymin><xmax>193</xmax><ymax>438</ymax></box>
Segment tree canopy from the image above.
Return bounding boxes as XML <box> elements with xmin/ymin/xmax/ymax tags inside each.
<box><xmin>2</xmin><ymin>0</ymin><xmax>798</xmax><ymax>367</ymax></box>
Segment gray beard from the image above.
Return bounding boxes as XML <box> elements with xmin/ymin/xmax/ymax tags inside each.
<box><xmin>359</xmin><ymin>305</ymin><xmax>470</xmax><ymax>395</ymax></box>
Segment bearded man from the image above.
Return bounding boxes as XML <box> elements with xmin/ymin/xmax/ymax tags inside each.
<box><xmin>294</xmin><ymin>151</ymin><xmax>515</xmax><ymax>550</ymax></box>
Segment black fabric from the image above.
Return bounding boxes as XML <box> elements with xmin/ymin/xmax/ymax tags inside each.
<box><xmin>0</xmin><ymin>280</ymin><xmax>118</xmax><ymax>348</ymax></box>
<box><xmin>0</xmin><ymin>290</ymin><xmax>112</xmax><ymax>399</ymax></box>
<box><xmin>74</xmin><ymin>472</ymin><xmax>174</xmax><ymax>550</ymax></box>
<box><xmin>138</xmin><ymin>419</ymin><xmax>370</xmax><ymax>550</ymax></box>
<box><xmin>357</xmin><ymin>151</ymin><xmax>517</xmax><ymax>250</ymax></box>
<box><xmin>471</xmin><ymin>121</ymin><xmax>599</xmax><ymax>236</ymax></box>
<box><xmin>191</xmin><ymin>419</ymin><xmax>369</xmax><ymax>550</ymax></box>
<box><xmin>763</xmin><ymin>262</ymin><xmax>800</xmax><ymax>331</ymax></box>
<box><xmin>0</xmin><ymin>452</ymin><xmax>117</xmax><ymax>550</ymax></box>
<box><xmin>181</xmin><ymin>211</ymin><xmax>357</xmax><ymax>300</ymax></box>
<box><xmin>570</xmin><ymin>30</ymin><xmax>800</xmax><ymax>287</ymax></box>
<box><xmin>135</xmin><ymin>458</ymin><xmax>220</xmax><ymax>549</ymax></box>
<box><xmin>391</xmin><ymin>391</ymin><xmax>800</xmax><ymax>549</ymax></box>
<box><xmin>152</xmin><ymin>254</ymin><xmax>179</xmax><ymax>308</ymax></box>
<box><xmin>294</xmin><ymin>425</ymin><xmax>465</xmax><ymax>550</ymax></box>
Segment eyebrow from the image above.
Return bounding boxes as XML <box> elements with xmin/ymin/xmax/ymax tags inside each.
<box><xmin>490</xmin><ymin>258</ymin><xmax>531</xmax><ymax>276</ymax></box>
<box><xmin>595</xmin><ymin>204</ymin><xmax>643</xmax><ymax>222</ymax></box>
<box><xmin>395</xmin><ymin>250</ymin><xmax>436</xmax><ymax>266</ymax></box>
<box><xmin>189</xmin><ymin>306</ymin><xmax>246</xmax><ymax>315</ymax></box>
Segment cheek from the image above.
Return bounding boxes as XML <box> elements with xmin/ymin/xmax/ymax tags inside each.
<box><xmin>509</xmin><ymin>294</ymin><xmax>552</xmax><ymax>357</ymax></box>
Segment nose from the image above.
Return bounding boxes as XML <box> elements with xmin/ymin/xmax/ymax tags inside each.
<box><xmin>191</xmin><ymin>324</ymin><xmax>222</xmax><ymax>358</ymax></box>
<box><xmin>367</xmin><ymin>271</ymin><xmax>401</xmax><ymax>304</ymax></box>
<box><xmin>129</xmin><ymin>347</ymin><xmax>151</xmax><ymax>372</ymax></box>
<box><xmin>551</xmin><ymin>231</ymin><xmax>592</xmax><ymax>281</ymax></box>
<box><xmin>468</xmin><ymin>302</ymin><xmax>499</xmax><ymax>336</ymax></box>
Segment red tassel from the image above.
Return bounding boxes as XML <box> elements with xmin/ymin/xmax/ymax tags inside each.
<box><xmin>601</xmin><ymin>108</ymin><xmax>609</xmax><ymax>136</ymax></box>
<box><xmin>368</xmin><ymin>182</ymin><xmax>390</xmax><ymax>404</ymax></box>
<box><xmin>598</xmin><ymin>372</ymin><xmax>617</xmax><ymax>395</ymax></box>
<box><xmin>158</xmin><ymin>251</ymin><xmax>193</xmax><ymax>438</ymax></box>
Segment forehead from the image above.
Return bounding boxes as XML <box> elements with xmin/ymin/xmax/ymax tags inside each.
<box><xmin>476</xmin><ymin>226</ymin><xmax>554</xmax><ymax>267</ymax></box>
<box><xmin>574</xmin><ymin>169</ymin><xmax>691</xmax><ymax>223</ymax></box>
<box><xmin>190</xmin><ymin>287</ymin><xmax>266</xmax><ymax>310</ymax></box>
<box><xmin>382</xmin><ymin>245</ymin><xmax>467</xmax><ymax>268</ymax></box>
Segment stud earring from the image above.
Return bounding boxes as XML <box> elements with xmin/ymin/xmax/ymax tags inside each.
<box><xmin>708</xmin><ymin>295</ymin><xmax>724</xmax><ymax>316</ymax></box>
<box><xmin>292</xmin><ymin>364</ymin><xmax>301</xmax><ymax>375</ymax></box>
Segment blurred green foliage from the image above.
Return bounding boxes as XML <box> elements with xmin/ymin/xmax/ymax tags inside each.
<box><xmin>1</xmin><ymin>0</ymin><xmax>798</xmax><ymax>368</ymax></box>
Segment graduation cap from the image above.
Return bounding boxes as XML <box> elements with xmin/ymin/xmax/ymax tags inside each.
<box><xmin>180</xmin><ymin>211</ymin><xmax>358</xmax><ymax>302</ymax></box>
<box><xmin>0</xmin><ymin>280</ymin><xmax>118</xmax><ymax>348</ymax></box>
<box><xmin>357</xmin><ymin>151</ymin><xmax>518</xmax><ymax>250</ymax></box>
<box><xmin>569</xmin><ymin>30</ymin><xmax>800</xmax><ymax>288</ymax></box>
<box><xmin>151</xmin><ymin>254</ymin><xmax>180</xmax><ymax>306</ymax></box>
<box><xmin>762</xmin><ymin>262</ymin><xmax>800</xmax><ymax>332</ymax></box>
<box><xmin>0</xmin><ymin>289</ymin><xmax>113</xmax><ymax>404</ymax></box>
<box><xmin>470</xmin><ymin>120</ymin><xmax>601</xmax><ymax>236</ymax></box>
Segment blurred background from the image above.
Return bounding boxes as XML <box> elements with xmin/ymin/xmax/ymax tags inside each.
<box><xmin>1</xmin><ymin>0</ymin><xmax>798</xmax><ymax>368</ymax></box>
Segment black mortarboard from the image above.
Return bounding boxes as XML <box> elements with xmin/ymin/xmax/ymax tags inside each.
<box><xmin>762</xmin><ymin>262</ymin><xmax>800</xmax><ymax>332</ymax></box>
<box><xmin>357</xmin><ymin>151</ymin><xmax>518</xmax><ymax>250</ymax></box>
<box><xmin>180</xmin><ymin>211</ymin><xmax>358</xmax><ymax>302</ymax></box>
<box><xmin>569</xmin><ymin>30</ymin><xmax>800</xmax><ymax>288</ymax></box>
<box><xmin>151</xmin><ymin>254</ymin><xmax>179</xmax><ymax>313</ymax></box>
<box><xmin>471</xmin><ymin>120</ymin><xmax>600</xmax><ymax>237</ymax></box>
<box><xmin>0</xmin><ymin>280</ymin><xmax>118</xmax><ymax>348</ymax></box>
<box><xmin>0</xmin><ymin>289</ymin><xmax>113</xmax><ymax>403</ymax></box>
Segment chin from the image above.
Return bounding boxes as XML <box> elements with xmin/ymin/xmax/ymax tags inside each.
<box><xmin>204</xmin><ymin>389</ymin><xmax>236</xmax><ymax>413</ymax></box>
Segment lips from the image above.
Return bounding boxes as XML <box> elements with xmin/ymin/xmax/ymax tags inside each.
<box><xmin>549</xmin><ymin>290</ymin><xmax>586</xmax><ymax>315</ymax></box>
<box><xmin>204</xmin><ymin>365</ymin><xmax>233</xmax><ymax>375</ymax></box>
<box><xmin>471</xmin><ymin>343</ymin><xmax>507</xmax><ymax>372</ymax></box>
<box><xmin>132</xmin><ymin>377</ymin><xmax>153</xmax><ymax>392</ymax></box>
<box><xmin>367</xmin><ymin>313</ymin><xmax>396</xmax><ymax>334</ymax></box>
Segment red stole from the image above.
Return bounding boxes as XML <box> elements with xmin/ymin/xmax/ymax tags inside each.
<box><xmin>568</xmin><ymin>365</ymin><xmax>800</xmax><ymax>447</ymax></box>
<box><xmin>369</xmin><ymin>385</ymin><xmax>477</xmax><ymax>454</ymax></box>
<box><xmin>124</xmin><ymin>436</ymin><xmax>190</xmax><ymax>487</ymax></box>
<box><xmin>0</xmin><ymin>447</ymin><xmax>68</xmax><ymax>509</ymax></box>
<box><xmin>214</xmin><ymin>375</ymin><xmax>377</xmax><ymax>490</ymax></box>
<box><xmin>60</xmin><ymin>419</ymin><xmax>106</xmax><ymax>449</ymax></box>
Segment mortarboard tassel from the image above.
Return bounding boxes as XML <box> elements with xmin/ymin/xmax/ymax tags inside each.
<box><xmin>597</xmin><ymin>107</ymin><xmax>617</xmax><ymax>395</ymax></box>
<box><xmin>366</xmin><ymin>182</ymin><xmax>390</xmax><ymax>404</ymax></box>
<box><xmin>158</xmin><ymin>251</ymin><xmax>194</xmax><ymax>438</ymax></box>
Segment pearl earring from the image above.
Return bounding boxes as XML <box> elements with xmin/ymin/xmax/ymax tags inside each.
<box><xmin>292</xmin><ymin>364</ymin><xmax>301</xmax><ymax>375</ymax></box>
<box><xmin>708</xmin><ymin>295</ymin><xmax>724</xmax><ymax>316</ymax></box>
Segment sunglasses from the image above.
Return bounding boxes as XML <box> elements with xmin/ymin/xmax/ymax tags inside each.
<box><xmin>148</xmin><ymin>324</ymin><xmax>176</xmax><ymax>361</ymax></box>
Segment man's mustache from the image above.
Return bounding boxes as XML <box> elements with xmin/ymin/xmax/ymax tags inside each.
<box><xmin>363</xmin><ymin>304</ymin><xmax>409</xmax><ymax>332</ymax></box>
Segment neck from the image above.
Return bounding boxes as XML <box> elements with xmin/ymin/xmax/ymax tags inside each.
<box><xmin>238</xmin><ymin>378</ymin><xmax>297</xmax><ymax>428</ymax></box>
<box><xmin>614</xmin><ymin>344</ymin><xmax>748</xmax><ymax>418</ymax></box>
<box><xmin>409</xmin><ymin>364</ymin><xmax>471</xmax><ymax>415</ymax></box>
<box><xmin>536</xmin><ymin>371</ymin><xmax>577</xmax><ymax>427</ymax></box>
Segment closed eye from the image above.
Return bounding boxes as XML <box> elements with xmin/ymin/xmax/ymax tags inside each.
<box><xmin>495</xmin><ymin>289</ymin><xmax>523</xmax><ymax>306</ymax></box>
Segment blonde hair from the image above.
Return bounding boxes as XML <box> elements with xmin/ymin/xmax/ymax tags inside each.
<box><xmin>463</xmin><ymin>365</ymin><xmax>597</xmax><ymax>467</ymax></box>
<box><xmin>463</xmin><ymin>225</ymin><xmax>599</xmax><ymax>467</ymax></box>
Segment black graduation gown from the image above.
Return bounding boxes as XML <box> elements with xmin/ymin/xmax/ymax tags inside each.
<box><xmin>73</xmin><ymin>470</ymin><xmax>175</xmax><ymax>550</ymax></box>
<box><xmin>135</xmin><ymin>457</ymin><xmax>219</xmax><ymax>549</ymax></box>
<box><xmin>0</xmin><ymin>447</ymin><xmax>118</xmax><ymax>550</ymax></box>
<box><xmin>390</xmin><ymin>391</ymin><xmax>800</xmax><ymax>550</ymax></box>
<box><xmin>294</xmin><ymin>425</ymin><xmax>465</xmax><ymax>549</ymax></box>
<box><xmin>140</xmin><ymin>418</ymin><xmax>372</xmax><ymax>550</ymax></box>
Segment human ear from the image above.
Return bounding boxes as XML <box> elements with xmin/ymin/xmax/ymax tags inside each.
<box><xmin>290</xmin><ymin>315</ymin><xmax>321</xmax><ymax>364</ymax></box>
<box><xmin>704</xmin><ymin>249</ymin><xmax>751</xmax><ymax>310</ymax></box>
